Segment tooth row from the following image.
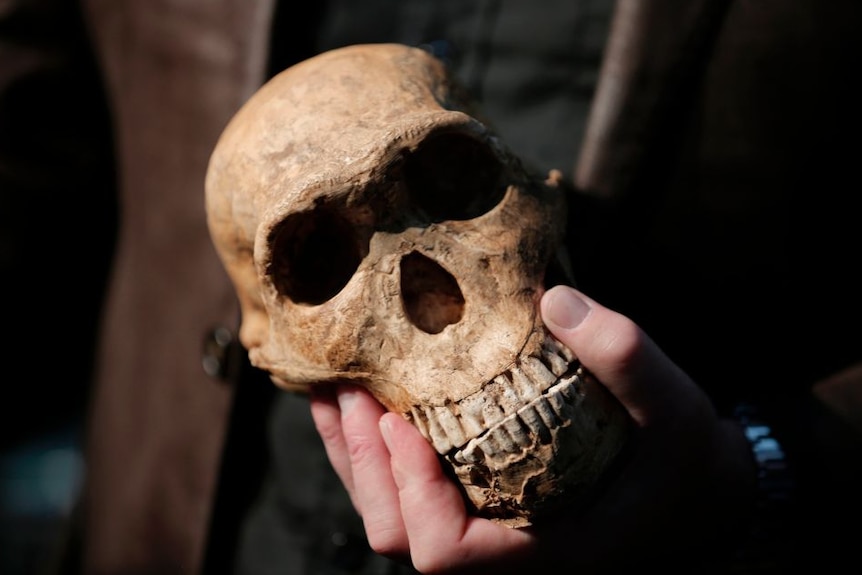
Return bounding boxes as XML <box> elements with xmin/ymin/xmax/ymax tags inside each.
<box><xmin>452</xmin><ymin>375</ymin><xmax>582</xmax><ymax>466</ymax></box>
<box><xmin>409</xmin><ymin>336</ymin><xmax>577</xmax><ymax>455</ymax></box>
<box><xmin>542</xmin><ymin>334</ymin><xmax>577</xmax><ymax>374</ymax></box>
<box><xmin>410</xmin><ymin>358</ymin><xmax>560</xmax><ymax>453</ymax></box>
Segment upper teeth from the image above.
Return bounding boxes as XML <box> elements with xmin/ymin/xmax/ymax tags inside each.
<box><xmin>452</xmin><ymin>372</ymin><xmax>585</xmax><ymax>466</ymax></box>
<box><xmin>406</xmin><ymin>333</ymin><xmax>583</xmax><ymax>459</ymax></box>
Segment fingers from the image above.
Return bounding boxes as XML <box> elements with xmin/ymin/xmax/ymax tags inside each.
<box><xmin>538</xmin><ymin>286</ymin><xmax>737</xmax><ymax>565</ymax></box>
<box><xmin>312</xmin><ymin>384</ymin><xmax>536</xmax><ymax>572</ymax></box>
<box><xmin>309</xmin><ymin>385</ymin><xmax>358</xmax><ymax>507</ymax></box>
<box><xmin>540</xmin><ymin>285</ymin><xmax>703</xmax><ymax>425</ymax></box>
<box><xmin>379</xmin><ymin>412</ymin><xmax>535</xmax><ymax>573</ymax></box>
<box><xmin>311</xmin><ymin>385</ymin><xmax>409</xmax><ymax>560</ymax></box>
<box><xmin>310</xmin><ymin>288</ymin><xmax>738</xmax><ymax>573</ymax></box>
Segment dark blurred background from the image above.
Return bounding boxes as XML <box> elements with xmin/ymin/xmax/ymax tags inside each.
<box><xmin>1</xmin><ymin>1</ymin><xmax>117</xmax><ymax>573</ymax></box>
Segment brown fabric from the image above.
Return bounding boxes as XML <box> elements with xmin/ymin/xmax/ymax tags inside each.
<box><xmin>574</xmin><ymin>0</ymin><xmax>862</xmax><ymax>405</ymax></box>
<box><xmin>814</xmin><ymin>363</ymin><xmax>862</xmax><ymax>437</ymax></box>
<box><xmin>575</xmin><ymin>0</ymin><xmax>732</xmax><ymax>199</ymax></box>
<box><xmin>574</xmin><ymin>5</ymin><xmax>862</xmax><ymax>567</ymax></box>
<box><xmin>77</xmin><ymin>1</ymin><xmax>274</xmax><ymax>573</ymax></box>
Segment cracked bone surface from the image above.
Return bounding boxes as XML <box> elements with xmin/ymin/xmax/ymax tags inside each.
<box><xmin>205</xmin><ymin>43</ymin><xmax>630</xmax><ymax>526</ymax></box>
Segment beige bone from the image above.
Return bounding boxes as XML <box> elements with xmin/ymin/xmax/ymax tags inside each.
<box><xmin>205</xmin><ymin>43</ymin><xmax>630</xmax><ymax>526</ymax></box>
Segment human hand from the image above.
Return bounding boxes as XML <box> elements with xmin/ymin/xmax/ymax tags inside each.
<box><xmin>310</xmin><ymin>285</ymin><xmax>756</xmax><ymax>573</ymax></box>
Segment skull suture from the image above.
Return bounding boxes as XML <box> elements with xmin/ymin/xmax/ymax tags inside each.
<box><xmin>205</xmin><ymin>43</ymin><xmax>630</xmax><ymax>526</ymax></box>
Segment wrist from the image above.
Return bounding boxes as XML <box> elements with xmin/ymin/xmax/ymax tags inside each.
<box><xmin>728</xmin><ymin>403</ymin><xmax>795</xmax><ymax>572</ymax></box>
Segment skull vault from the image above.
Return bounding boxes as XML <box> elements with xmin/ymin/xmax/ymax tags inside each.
<box><xmin>205</xmin><ymin>43</ymin><xmax>630</xmax><ymax>526</ymax></box>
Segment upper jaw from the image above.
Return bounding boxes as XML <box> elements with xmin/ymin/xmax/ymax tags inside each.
<box><xmin>405</xmin><ymin>331</ymin><xmax>583</xmax><ymax>460</ymax></box>
<box><xmin>405</xmin><ymin>329</ymin><xmax>631</xmax><ymax>526</ymax></box>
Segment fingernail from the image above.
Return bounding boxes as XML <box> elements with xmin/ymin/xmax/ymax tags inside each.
<box><xmin>378</xmin><ymin>416</ymin><xmax>394</xmax><ymax>447</ymax></box>
<box><xmin>337</xmin><ymin>386</ymin><xmax>359</xmax><ymax>411</ymax></box>
<box><xmin>544</xmin><ymin>287</ymin><xmax>591</xmax><ymax>329</ymax></box>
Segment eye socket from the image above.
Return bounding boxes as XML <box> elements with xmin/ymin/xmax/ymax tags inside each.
<box><xmin>267</xmin><ymin>208</ymin><xmax>362</xmax><ymax>305</ymax></box>
<box><xmin>403</xmin><ymin>132</ymin><xmax>505</xmax><ymax>222</ymax></box>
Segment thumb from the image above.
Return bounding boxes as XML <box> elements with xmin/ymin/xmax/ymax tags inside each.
<box><xmin>540</xmin><ymin>285</ymin><xmax>697</xmax><ymax>425</ymax></box>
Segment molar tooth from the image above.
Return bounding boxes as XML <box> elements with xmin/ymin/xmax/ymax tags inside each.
<box><xmin>410</xmin><ymin>407</ymin><xmax>431</xmax><ymax>442</ymax></box>
<box><xmin>511</xmin><ymin>366</ymin><xmax>541</xmax><ymax>402</ymax></box>
<box><xmin>535</xmin><ymin>396</ymin><xmax>562</xmax><ymax>428</ymax></box>
<box><xmin>546</xmin><ymin>335</ymin><xmax>576</xmax><ymax>363</ymax></box>
<box><xmin>489</xmin><ymin>425</ymin><xmax>518</xmax><ymax>456</ymax></box>
<box><xmin>493</xmin><ymin>374</ymin><xmax>523</xmax><ymax>415</ymax></box>
<box><xmin>518</xmin><ymin>404</ymin><xmax>552</xmax><ymax>444</ymax></box>
<box><xmin>521</xmin><ymin>356</ymin><xmax>557</xmax><ymax>389</ymax></box>
<box><xmin>548</xmin><ymin>388</ymin><xmax>575</xmax><ymax>422</ymax></box>
<box><xmin>481</xmin><ymin>402</ymin><xmax>506</xmax><ymax>428</ymax></box>
<box><xmin>543</xmin><ymin>333</ymin><xmax>563</xmax><ymax>352</ymax></box>
<box><xmin>542</xmin><ymin>345</ymin><xmax>570</xmax><ymax>377</ymax></box>
<box><xmin>425</xmin><ymin>409</ymin><xmax>454</xmax><ymax>454</ymax></box>
<box><xmin>558</xmin><ymin>374</ymin><xmax>584</xmax><ymax>405</ymax></box>
<box><xmin>455</xmin><ymin>395</ymin><xmax>487</xmax><ymax>438</ymax></box>
<box><xmin>503</xmin><ymin>416</ymin><xmax>531</xmax><ymax>449</ymax></box>
<box><xmin>434</xmin><ymin>405</ymin><xmax>466</xmax><ymax>448</ymax></box>
<box><xmin>455</xmin><ymin>442</ymin><xmax>484</xmax><ymax>465</ymax></box>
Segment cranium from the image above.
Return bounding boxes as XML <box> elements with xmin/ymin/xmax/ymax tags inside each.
<box><xmin>205</xmin><ymin>43</ymin><xmax>629</xmax><ymax>526</ymax></box>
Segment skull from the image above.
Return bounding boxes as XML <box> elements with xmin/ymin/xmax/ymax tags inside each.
<box><xmin>205</xmin><ymin>43</ymin><xmax>629</xmax><ymax>526</ymax></box>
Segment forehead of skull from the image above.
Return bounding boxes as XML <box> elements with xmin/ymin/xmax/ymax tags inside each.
<box><xmin>210</xmin><ymin>44</ymin><xmax>479</xmax><ymax>213</ymax></box>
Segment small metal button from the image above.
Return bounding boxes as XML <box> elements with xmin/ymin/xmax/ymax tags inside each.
<box><xmin>202</xmin><ymin>325</ymin><xmax>239</xmax><ymax>382</ymax></box>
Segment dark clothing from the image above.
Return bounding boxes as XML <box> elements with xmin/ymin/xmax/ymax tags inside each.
<box><xmin>218</xmin><ymin>1</ymin><xmax>862</xmax><ymax>571</ymax></box>
<box><xmin>2</xmin><ymin>1</ymin><xmax>860</xmax><ymax>574</ymax></box>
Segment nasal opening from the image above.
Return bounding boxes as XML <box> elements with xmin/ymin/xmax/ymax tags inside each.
<box><xmin>400</xmin><ymin>251</ymin><xmax>465</xmax><ymax>334</ymax></box>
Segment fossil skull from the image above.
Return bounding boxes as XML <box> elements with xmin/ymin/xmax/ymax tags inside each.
<box><xmin>205</xmin><ymin>43</ymin><xmax>629</xmax><ymax>526</ymax></box>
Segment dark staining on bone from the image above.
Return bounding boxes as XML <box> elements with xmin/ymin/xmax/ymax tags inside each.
<box><xmin>268</xmin><ymin>206</ymin><xmax>363</xmax><ymax>305</ymax></box>
<box><xmin>400</xmin><ymin>251</ymin><xmax>464</xmax><ymax>334</ymax></box>
<box><xmin>403</xmin><ymin>130</ymin><xmax>505</xmax><ymax>223</ymax></box>
<box><xmin>469</xmin><ymin>466</ymin><xmax>490</xmax><ymax>489</ymax></box>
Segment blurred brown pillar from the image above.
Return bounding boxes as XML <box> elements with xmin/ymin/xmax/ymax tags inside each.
<box><xmin>78</xmin><ymin>1</ymin><xmax>273</xmax><ymax>573</ymax></box>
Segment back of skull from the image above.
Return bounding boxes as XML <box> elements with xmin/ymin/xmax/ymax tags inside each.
<box><xmin>206</xmin><ymin>43</ymin><xmax>630</xmax><ymax>526</ymax></box>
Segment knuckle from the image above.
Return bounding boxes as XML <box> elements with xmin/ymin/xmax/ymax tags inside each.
<box><xmin>365</xmin><ymin>524</ymin><xmax>407</xmax><ymax>558</ymax></box>
<box><xmin>344</xmin><ymin>431</ymin><xmax>379</xmax><ymax>467</ymax></box>
<box><xmin>595</xmin><ymin>317</ymin><xmax>644</xmax><ymax>369</ymax></box>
